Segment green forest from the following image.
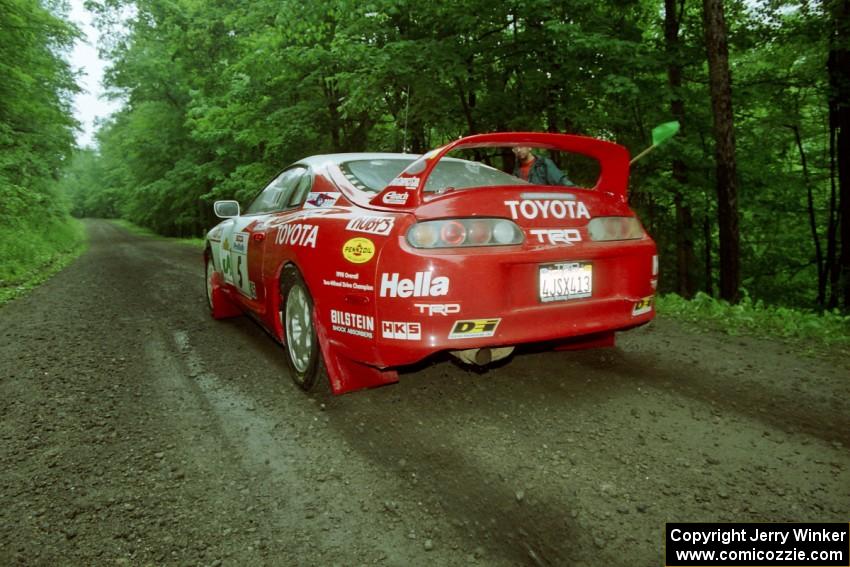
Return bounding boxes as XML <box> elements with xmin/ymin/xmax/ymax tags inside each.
<box><xmin>2</xmin><ymin>0</ymin><xmax>850</xmax><ymax>317</ymax></box>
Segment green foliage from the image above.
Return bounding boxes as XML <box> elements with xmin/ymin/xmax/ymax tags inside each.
<box><xmin>61</xmin><ymin>0</ymin><xmax>845</xmax><ymax>318</ymax></box>
<box><xmin>0</xmin><ymin>0</ymin><xmax>83</xmax><ymax>305</ymax></box>
<box><xmin>0</xmin><ymin>217</ymin><xmax>87</xmax><ymax>305</ymax></box>
<box><xmin>657</xmin><ymin>292</ymin><xmax>850</xmax><ymax>355</ymax></box>
<box><xmin>108</xmin><ymin>219</ymin><xmax>204</xmax><ymax>249</ymax></box>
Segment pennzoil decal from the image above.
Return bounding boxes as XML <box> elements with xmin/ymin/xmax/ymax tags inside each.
<box><xmin>448</xmin><ymin>319</ymin><xmax>501</xmax><ymax>339</ymax></box>
<box><xmin>342</xmin><ymin>237</ymin><xmax>375</xmax><ymax>264</ymax></box>
<box><xmin>632</xmin><ymin>296</ymin><xmax>654</xmax><ymax>316</ymax></box>
<box><xmin>303</xmin><ymin>192</ymin><xmax>340</xmax><ymax>209</ymax></box>
<box><xmin>346</xmin><ymin>216</ymin><xmax>394</xmax><ymax>236</ymax></box>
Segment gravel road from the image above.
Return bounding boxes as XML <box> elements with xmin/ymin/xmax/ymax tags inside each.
<box><xmin>1</xmin><ymin>219</ymin><xmax>848</xmax><ymax>566</ymax></box>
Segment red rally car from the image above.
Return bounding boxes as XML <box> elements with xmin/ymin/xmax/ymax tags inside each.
<box><xmin>204</xmin><ymin>132</ymin><xmax>658</xmax><ymax>395</ymax></box>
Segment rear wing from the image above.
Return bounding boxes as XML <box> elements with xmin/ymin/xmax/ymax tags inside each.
<box><xmin>369</xmin><ymin>132</ymin><xmax>631</xmax><ymax>209</ymax></box>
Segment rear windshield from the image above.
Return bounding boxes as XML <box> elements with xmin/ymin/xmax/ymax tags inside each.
<box><xmin>339</xmin><ymin>150</ymin><xmax>600</xmax><ymax>193</ymax></box>
<box><xmin>340</xmin><ymin>157</ymin><xmax>529</xmax><ymax>194</ymax></box>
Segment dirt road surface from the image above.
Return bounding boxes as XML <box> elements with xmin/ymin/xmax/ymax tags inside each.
<box><xmin>1</xmin><ymin>219</ymin><xmax>848</xmax><ymax>566</ymax></box>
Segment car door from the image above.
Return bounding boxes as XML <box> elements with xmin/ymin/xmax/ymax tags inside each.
<box><xmin>246</xmin><ymin>167</ymin><xmax>310</xmax><ymax>306</ymax></box>
<box><xmin>219</xmin><ymin>168</ymin><xmax>303</xmax><ymax>307</ymax></box>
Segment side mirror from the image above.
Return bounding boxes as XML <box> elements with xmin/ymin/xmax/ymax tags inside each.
<box><xmin>214</xmin><ymin>200</ymin><xmax>240</xmax><ymax>218</ymax></box>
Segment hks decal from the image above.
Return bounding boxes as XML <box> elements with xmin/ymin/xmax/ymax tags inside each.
<box><xmin>381</xmin><ymin>321</ymin><xmax>422</xmax><ymax>341</ymax></box>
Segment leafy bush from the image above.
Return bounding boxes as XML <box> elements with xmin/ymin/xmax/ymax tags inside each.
<box><xmin>657</xmin><ymin>292</ymin><xmax>850</xmax><ymax>354</ymax></box>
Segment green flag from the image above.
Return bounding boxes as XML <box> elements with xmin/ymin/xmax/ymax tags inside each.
<box><xmin>651</xmin><ymin>121</ymin><xmax>680</xmax><ymax>146</ymax></box>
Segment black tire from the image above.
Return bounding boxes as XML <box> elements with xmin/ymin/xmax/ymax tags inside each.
<box><xmin>279</xmin><ymin>265</ymin><xmax>328</xmax><ymax>392</ymax></box>
<box><xmin>204</xmin><ymin>252</ymin><xmax>215</xmax><ymax>313</ymax></box>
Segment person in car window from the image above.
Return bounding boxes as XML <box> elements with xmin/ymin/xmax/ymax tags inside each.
<box><xmin>512</xmin><ymin>146</ymin><xmax>574</xmax><ymax>186</ymax></box>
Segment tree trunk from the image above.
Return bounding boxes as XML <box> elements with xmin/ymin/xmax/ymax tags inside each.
<box><xmin>665</xmin><ymin>0</ymin><xmax>697</xmax><ymax>298</ymax></box>
<box><xmin>826</xmin><ymin>120</ymin><xmax>840</xmax><ymax>309</ymax></box>
<box><xmin>828</xmin><ymin>0</ymin><xmax>850</xmax><ymax>309</ymax></box>
<box><xmin>703</xmin><ymin>0</ymin><xmax>741</xmax><ymax>303</ymax></box>
<box><xmin>789</xmin><ymin>125</ymin><xmax>825</xmax><ymax>306</ymax></box>
<box><xmin>704</xmin><ymin>210</ymin><xmax>714</xmax><ymax>297</ymax></box>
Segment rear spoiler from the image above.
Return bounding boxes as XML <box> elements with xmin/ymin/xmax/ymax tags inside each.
<box><xmin>369</xmin><ymin>132</ymin><xmax>630</xmax><ymax>209</ymax></box>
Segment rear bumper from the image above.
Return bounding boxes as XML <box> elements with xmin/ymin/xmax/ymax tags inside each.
<box><xmin>325</xmin><ymin>237</ymin><xmax>657</xmax><ymax>368</ymax></box>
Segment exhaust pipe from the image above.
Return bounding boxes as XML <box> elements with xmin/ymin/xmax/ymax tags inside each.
<box><xmin>450</xmin><ymin>346</ymin><xmax>514</xmax><ymax>366</ymax></box>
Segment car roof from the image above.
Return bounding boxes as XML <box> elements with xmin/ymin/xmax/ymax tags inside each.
<box><xmin>296</xmin><ymin>153</ymin><xmax>420</xmax><ymax>168</ymax></box>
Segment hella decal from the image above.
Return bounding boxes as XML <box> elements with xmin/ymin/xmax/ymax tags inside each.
<box><xmin>415</xmin><ymin>303</ymin><xmax>460</xmax><ymax>316</ymax></box>
<box><xmin>448</xmin><ymin>319</ymin><xmax>501</xmax><ymax>339</ymax></box>
<box><xmin>346</xmin><ymin>216</ymin><xmax>395</xmax><ymax>236</ymax></box>
<box><xmin>380</xmin><ymin>272</ymin><xmax>449</xmax><ymax>298</ymax></box>
<box><xmin>275</xmin><ymin>223</ymin><xmax>318</xmax><ymax>247</ymax></box>
<box><xmin>330</xmin><ymin>309</ymin><xmax>374</xmax><ymax>339</ymax></box>
<box><xmin>382</xmin><ymin>191</ymin><xmax>409</xmax><ymax>205</ymax></box>
<box><xmin>530</xmin><ymin>228</ymin><xmax>582</xmax><ymax>245</ymax></box>
<box><xmin>381</xmin><ymin>321</ymin><xmax>422</xmax><ymax>341</ymax></box>
<box><xmin>304</xmin><ymin>192</ymin><xmax>341</xmax><ymax>209</ymax></box>
<box><xmin>505</xmin><ymin>200</ymin><xmax>590</xmax><ymax>220</ymax></box>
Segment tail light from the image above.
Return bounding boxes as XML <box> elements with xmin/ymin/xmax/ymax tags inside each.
<box><xmin>407</xmin><ymin>218</ymin><xmax>524</xmax><ymax>249</ymax></box>
<box><xmin>587</xmin><ymin>217</ymin><xmax>645</xmax><ymax>241</ymax></box>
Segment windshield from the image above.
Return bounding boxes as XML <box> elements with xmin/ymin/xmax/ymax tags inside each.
<box><xmin>340</xmin><ymin>156</ymin><xmax>530</xmax><ymax>194</ymax></box>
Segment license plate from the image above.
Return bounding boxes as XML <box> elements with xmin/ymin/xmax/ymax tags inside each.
<box><xmin>538</xmin><ymin>262</ymin><xmax>592</xmax><ymax>302</ymax></box>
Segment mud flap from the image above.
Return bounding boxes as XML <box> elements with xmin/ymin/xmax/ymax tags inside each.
<box><xmin>314</xmin><ymin>315</ymin><xmax>399</xmax><ymax>395</ymax></box>
<box><xmin>553</xmin><ymin>331</ymin><xmax>615</xmax><ymax>351</ymax></box>
<box><xmin>210</xmin><ymin>272</ymin><xmax>242</xmax><ymax>319</ymax></box>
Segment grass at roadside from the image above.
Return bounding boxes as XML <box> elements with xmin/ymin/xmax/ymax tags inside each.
<box><xmin>657</xmin><ymin>292</ymin><xmax>850</xmax><ymax>357</ymax></box>
<box><xmin>0</xmin><ymin>217</ymin><xmax>87</xmax><ymax>306</ymax></box>
<box><xmin>109</xmin><ymin>219</ymin><xmax>205</xmax><ymax>248</ymax></box>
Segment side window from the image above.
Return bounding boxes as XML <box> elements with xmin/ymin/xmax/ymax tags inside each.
<box><xmin>288</xmin><ymin>171</ymin><xmax>313</xmax><ymax>208</ymax></box>
<box><xmin>245</xmin><ymin>167</ymin><xmax>305</xmax><ymax>215</ymax></box>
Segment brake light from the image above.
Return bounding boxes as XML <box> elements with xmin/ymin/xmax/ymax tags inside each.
<box><xmin>587</xmin><ymin>217</ymin><xmax>645</xmax><ymax>241</ymax></box>
<box><xmin>407</xmin><ymin>218</ymin><xmax>523</xmax><ymax>248</ymax></box>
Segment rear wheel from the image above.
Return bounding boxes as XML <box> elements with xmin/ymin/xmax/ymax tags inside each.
<box><xmin>280</xmin><ymin>266</ymin><xmax>328</xmax><ymax>392</ymax></box>
<box><xmin>205</xmin><ymin>255</ymin><xmax>215</xmax><ymax>311</ymax></box>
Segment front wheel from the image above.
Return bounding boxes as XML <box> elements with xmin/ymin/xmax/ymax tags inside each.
<box><xmin>280</xmin><ymin>266</ymin><xmax>328</xmax><ymax>392</ymax></box>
